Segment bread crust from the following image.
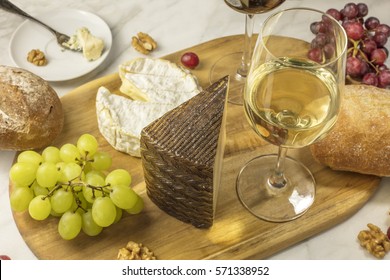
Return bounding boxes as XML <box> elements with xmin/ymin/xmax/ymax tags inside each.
<box><xmin>310</xmin><ymin>84</ymin><xmax>390</xmax><ymax>177</ymax></box>
<box><xmin>0</xmin><ymin>65</ymin><xmax>64</xmax><ymax>150</ymax></box>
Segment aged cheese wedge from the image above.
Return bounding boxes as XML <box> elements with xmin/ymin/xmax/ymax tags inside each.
<box><xmin>119</xmin><ymin>58</ymin><xmax>201</xmax><ymax>102</ymax></box>
<box><xmin>96</xmin><ymin>87</ymin><xmax>176</xmax><ymax>157</ymax></box>
<box><xmin>140</xmin><ymin>76</ymin><xmax>229</xmax><ymax>228</ymax></box>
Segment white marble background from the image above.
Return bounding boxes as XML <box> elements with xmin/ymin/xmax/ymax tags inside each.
<box><xmin>1</xmin><ymin>0</ymin><xmax>390</xmax><ymax>260</ymax></box>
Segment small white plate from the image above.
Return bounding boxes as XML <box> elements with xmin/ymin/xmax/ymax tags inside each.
<box><xmin>9</xmin><ymin>9</ymin><xmax>112</xmax><ymax>82</ymax></box>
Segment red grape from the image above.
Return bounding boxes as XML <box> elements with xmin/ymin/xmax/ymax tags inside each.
<box><xmin>378</xmin><ymin>70</ymin><xmax>390</xmax><ymax>88</ymax></box>
<box><xmin>342</xmin><ymin>3</ymin><xmax>359</xmax><ymax>19</ymax></box>
<box><xmin>326</xmin><ymin>8</ymin><xmax>342</xmax><ymax>21</ymax></box>
<box><xmin>308</xmin><ymin>48</ymin><xmax>323</xmax><ymax>63</ymax></box>
<box><xmin>357</xmin><ymin>3</ymin><xmax>368</xmax><ymax>17</ymax></box>
<box><xmin>362</xmin><ymin>72</ymin><xmax>379</xmax><ymax>86</ymax></box>
<box><xmin>361</xmin><ymin>38</ymin><xmax>377</xmax><ymax>54</ymax></box>
<box><xmin>0</xmin><ymin>255</ymin><xmax>11</xmax><ymax>260</ymax></box>
<box><xmin>376</xmin><ymin>24</ymin><xmax>390</xmax><ymax>37</ymax></box>
<box><xmin>371</xmin><ymin>48</ymin><xmax>387</xmax><ymax>65</ymax></box>
<box><xmin>344</xmin><ymin>21</ymin><xmax>365</xmax><ymax>40</ymax></box>
<box><xmin>180</xmin><ymin>52</ymin><xmax>199</xmax><ymax>69</ymax></box>
<box><xmin>347</xmin><ymin>56</ymin><xmax>364</xmax><ymax>77</ymax></box>
<box><xmin>364</xmin><ymin>16</ymin><xmax>380</xmax><ymax>30</ymax></box>
<box><xmin>373</xmin><ymin>32</ymin><xmax>388</xmax><ymax>47</ymax></box>
<box><xmin>387</xmin><ymin>226</ymin><xmax>390</xmax><ymax>240</ymax></box>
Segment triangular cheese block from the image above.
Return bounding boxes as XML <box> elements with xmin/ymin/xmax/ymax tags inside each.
<box><xmin>96</xmin><ymin>87</ymin><xmax>176</xmax><ymax>157</ymax></box>
<box><xmin>140</xmin><ymin>76</ymin><xmax>229</xmax><ymax>228</ymax></box>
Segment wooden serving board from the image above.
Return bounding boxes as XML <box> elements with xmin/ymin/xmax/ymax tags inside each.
<box><xmin>11</xmin><ymin>35</ymin><xmax>381</xmax><ymax>260</ymax></box>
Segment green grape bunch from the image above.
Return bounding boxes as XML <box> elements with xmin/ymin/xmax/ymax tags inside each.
<box><xmin>9</xmin><ymin>134</ymin><xmax>144</xmax><ymax>240</ymax></box>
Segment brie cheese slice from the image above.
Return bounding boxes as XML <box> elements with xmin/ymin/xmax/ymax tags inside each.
<box><xmin>96</xmin><ymin>87</ymin><xmax>176</xmax><ymax>157</ymax></box>
<box><xmin>97</xmin><ymin>58</ymin><xmax>202</xmax><ymax>157</ymax></box>
<box><xmin>119</xmin><ymin>58</ymin><xmax>201</xmax><ymax>103</ymax></box>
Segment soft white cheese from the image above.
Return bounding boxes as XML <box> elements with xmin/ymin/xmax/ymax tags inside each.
<box><xmin>63</xmin><ymin>27</ymin><xmax>104</xmax><ymax>61</ymax></box>
<box><xmin>96</xmin><ymin>58</ymin><xmax>202</xmax><ymax>157</ymax></box>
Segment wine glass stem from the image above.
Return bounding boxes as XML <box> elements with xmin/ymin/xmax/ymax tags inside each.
<box><xmin>237</xmin><ymin>13</ymin><xmax>255</xmax><ymax>78</ymax></box>
<box><xmin>268</xmin><ymin>146</ymin><xmax>288</xmax><ymax>189</ymax></box>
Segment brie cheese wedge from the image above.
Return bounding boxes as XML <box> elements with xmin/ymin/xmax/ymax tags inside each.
<box><xmin>119</xmin><ymin>58</ymin><xmax>201</xmax><ymax>103</ymax></box>
<box><xmin>96</xmin><ymin>87</ymin><xmax>176</xmax><ymax>157</ymax></box>
<box><xmin>97</xmin><ymin>58</ymin><xmax>202</xmax><ymax>157</ymax></box>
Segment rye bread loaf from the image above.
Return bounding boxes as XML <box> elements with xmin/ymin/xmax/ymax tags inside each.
<box><xmin>0</xmin><ymin>65</ymin><xmax>64</xmax><ymax>150</ymax></box>
<box><xmin>310</xmin><ymin>84</ymin><xmax>390</xmax><ymax>177</ymax></box>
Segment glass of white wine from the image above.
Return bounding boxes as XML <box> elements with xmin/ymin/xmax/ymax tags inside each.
<box><xmin>210</xmin><ymin>0</ymin><xmax>285</xmax><ymax>105</ymax></box>
<box><xmin>236</xmin><ymin>8</ymin><xmax>348</xmax><ymax>222</ymax></box>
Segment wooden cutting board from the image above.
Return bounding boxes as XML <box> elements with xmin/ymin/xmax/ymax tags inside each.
<box><xmin>11</xmin><ymin>35</ymin><xmax>381</xmax><ymax>260</ymax></box>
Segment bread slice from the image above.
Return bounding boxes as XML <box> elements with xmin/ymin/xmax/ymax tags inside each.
<box><xmin>310</xmin><ymin>84</ymin><xmax>390</xmax><ymax>177</ymax></box>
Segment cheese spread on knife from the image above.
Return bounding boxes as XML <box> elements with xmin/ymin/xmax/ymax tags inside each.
<box><xmin>96</xmin><ymin>58</ymin><xmax>202</xmax><ymax>157</ymax></box>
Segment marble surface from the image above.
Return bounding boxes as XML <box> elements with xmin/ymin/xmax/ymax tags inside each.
<box><xmin>1</xmin><ymin>0</ymin><xmax>390</xmax><ymax>260</ymax></box>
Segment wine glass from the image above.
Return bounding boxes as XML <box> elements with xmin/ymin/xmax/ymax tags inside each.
<box><xmin>210</xmin><ymin>0</ymin><xmax>286</xmax><ymax>105</ymax></box>
<box><xmin>236</xmin><ymin>8</ymin><xmax>348</xmax><ymax>222</ymax></box>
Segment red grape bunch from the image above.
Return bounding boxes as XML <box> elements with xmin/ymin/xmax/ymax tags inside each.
<box><xmin>309</xmin><ymin>2</ymin><xmax>390</xmax><ymax>88</ymax></box>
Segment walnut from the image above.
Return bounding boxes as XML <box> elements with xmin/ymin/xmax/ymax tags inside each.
<box><xmin>27</xmin><ymin>49</ymin><xmax>48</xmax><ymax>66</ymax></box>
<box><xmin>358</xmin><ymin>223</ymin><xmax>390</xmax><ymax>259</ymax></box>
<box><xmin>117</xmin><ymin>241</ymin><xmax>157</xmax><ymax>260</ymax></box>
<box><xmin>131</xmin><ymin>32</ymin><xmax>157</xmax><ymax>54</ymax></box>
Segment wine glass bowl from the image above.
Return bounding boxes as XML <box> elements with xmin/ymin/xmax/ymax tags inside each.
<box><xmin>210</xmin><ymin>0</ymin><xmax>286</xmax><ymax>105</ymax></box>
<box><xmin>236</xmin><ymin>8</ymin><xmax>348</xmax><ymax>222</ymax></box>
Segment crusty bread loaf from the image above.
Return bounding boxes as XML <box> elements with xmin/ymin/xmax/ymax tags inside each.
<box><xmin>310</xmin><ymin>84</ymin><xmax>390</xmax><ymax>177</ymax></box>
<box><xmin>0</xmin><ymin>65</ymin><xmax>64</xmax><ymax>150</ymax></box>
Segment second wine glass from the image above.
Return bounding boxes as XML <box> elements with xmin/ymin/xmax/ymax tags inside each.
<box><xmin>209</xmin><ymin>0</ymin><xmax>285</xmax><ymax>105</ymax></box>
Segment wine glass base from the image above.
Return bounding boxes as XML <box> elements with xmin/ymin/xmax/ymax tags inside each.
<box><xmin>209</xmin><ymin>52</ymin><xmax>245</xmax><ymax>105</ymax></box>
<box><xmin>236</xmin><ymin>154</ymin><xmax>315</xmax><ymax>222</ymax></box>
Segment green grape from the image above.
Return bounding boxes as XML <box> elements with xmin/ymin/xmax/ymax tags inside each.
<box><xmin>92</xmin><ymin>196</ymin><xmax>116</xmax><ymax>227</ymax></box>
<box><xmin>70</xmin><ymin>192</ymin><xmax>88</xmax><ymax>214</ymax></box>
<box><xmin>105</xmin><ymin>169</ymin><xmax>132</xmax><ymax>187</ymax></box>
<box><xmin>9</xmin><ymin>162</ymin><xmax>37</xmax><ymax>187</ymax></box>
<box><xmin>91</xmin><ymin>151</ymin><xmax>112</xmax><ymax>171</ymax></box>
<box><xmin>31</xmin><ymin>181</ymin><xmax>49</xmax><ymax>196</ymax></box>
<box><xmin>10</xmin><ymin>186</ymin><xmax>34</xmax><ymax>212</ymax></box>
<box><xmin>28</xmin><ymin>195</ymin><xmax>51</xmax><ymax>220</ymax></box>
<box><xmin>81</xmin><ymin>209</ymin><xmax>103</xmax><ymax>236</ymax></box>
<box><xmin>85</xmin><ymin>171</ymin><xmax>106</xmax><ymax>187</ymax></box>
<box><xmin>62</xmin><ymin>162</ymin><xmax>82</xmax><ymax>182</ymax></box>
<box><xmin>58</xmin><ymin>211</ymin><xmax>82</xmax><ymax>240</ymax></box>
<box><xmin>50</xmin><ymin>208</ymin><xmax>62</xmax><ymax>217</ymax></box>
<box><xmin>125</xmin><ymin>195</ymin><xmax>144</xmax><ymax>215</ymax></box>
<box><xmin>114</xmin><ymin>207</ymin><xmax>122</xmax><ymax>224</ymax></box>
<box><xmin>77</xmin><ymin>134</ymin><xmax>98</xmax><ymax>157</ymax></box>
<box><xmin>82</xmin><ymin>184</ymin><xmax>102</xmax><ymax>204</ymax></box>
<box><xmin>109</xmin><ymin>185</ymin><xmax>138</xmax><ymax>209</ymax></box>
<box><xmin>56</xmin><ymin>162</ymin><xmax>68</xmax><ymax>183</ymax></box>
<box><xmin>36</xmin><ymin>162</ymin><xmax>59</xmax><ymax>188</ymax></box>
<box><xmin>42</xmin><ymin>146</ymin><xmax>61</xmax><ymax>163</ymax></box>
<box><xmin>60</xmin><ymin>143</ymin><xmax>81</xmax><ymax>163</ymax></box>
<box><xmin>17</xmin><ymin>150</ymin><xmax>42</xmax><ymax>166</ymax></box>
<box><xmin>51</xmin><ymin>188</ymin><xmax>73</xmax><ymax>213</ymax></box>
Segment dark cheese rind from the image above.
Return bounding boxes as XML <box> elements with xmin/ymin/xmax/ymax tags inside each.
<box><xmin>140</xmin><ymin>76</ymin><xmax>229</xmax><ymax>228</ymax></box>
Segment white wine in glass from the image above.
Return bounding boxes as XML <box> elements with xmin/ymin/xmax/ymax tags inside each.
<box><xmin>210</xmin><ymin>0</ymin><xmax>285</xmax><ymax>105</ymax></box>
<box><xmin>236</xmin><ymin>8</ymin><xmax>348</xmax><ymax>222</ymax></box>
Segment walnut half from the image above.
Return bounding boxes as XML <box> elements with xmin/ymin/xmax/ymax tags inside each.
<box><xmin>27</xmin><ymin>49</ymin><xmax>48</xmax><ymax>66</ymax></box>
<box><xmin>117</xmin><ymin>241</ymin><xmax>157</xmax><ymax>260</ymax></box>
<box><xmin>358</xmin><ymin>223</ymin><xmax>390</xmax><ymax>259</ymax></box>
<box><xmin>131</xmin><ymin>32</ymin><xmax>157</xmax><ymax>54</ymax></box>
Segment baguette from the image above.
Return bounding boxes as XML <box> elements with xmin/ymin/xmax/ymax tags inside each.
<box><xmin>0</xmin><ymin>65</ymin><xmax>64</xmax><ymax>150</ymax></box>
<box><xmin>310</xmin><ymin>84</ymin><xmax>390</xmax><ymax>177</ymax></box>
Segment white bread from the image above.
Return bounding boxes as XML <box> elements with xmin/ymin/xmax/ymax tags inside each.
<box><xmin>310</xmin><ymin>84</ymin><xmax>390</xmax><ymax>177</ymax></box>
<box><xmin>0</xmin><ymin>65</ymin><xmax>64</xmax><ymax>150</ymax></box>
